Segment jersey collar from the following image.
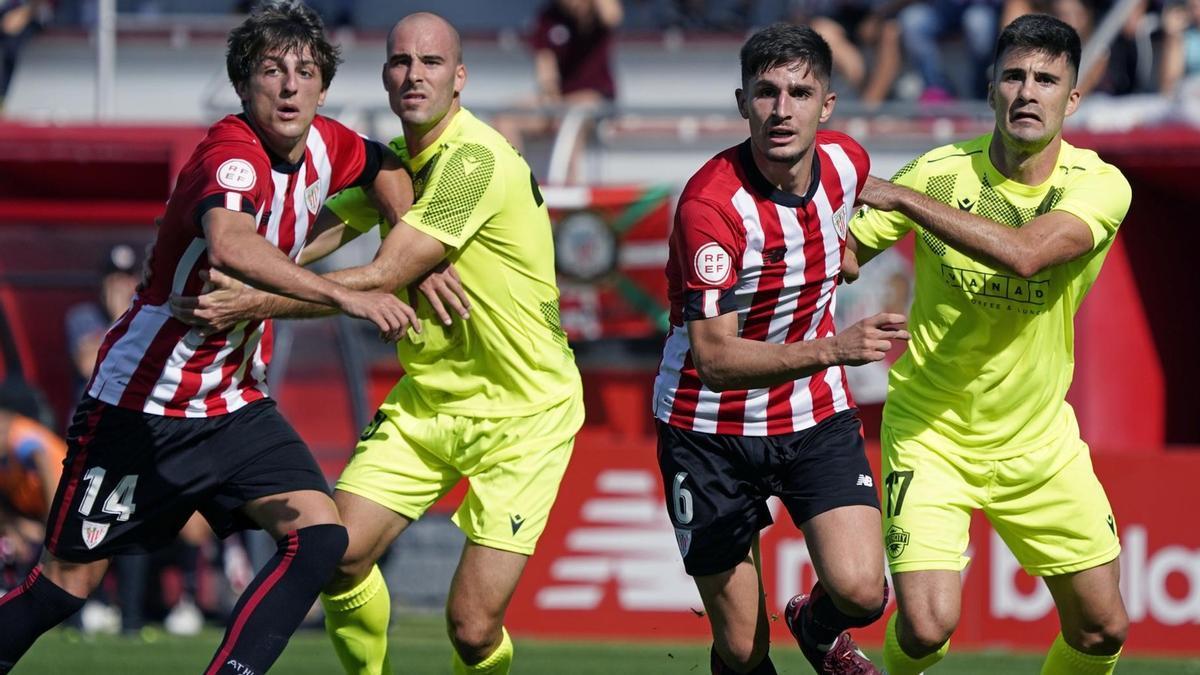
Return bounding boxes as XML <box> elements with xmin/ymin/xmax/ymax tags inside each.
<box><xmin>737</xmin><ymin>139</ymin><xmax>821</xmax><ymax>208</ymax></box>
<box><xmin>407</xmin><ymin>108</ymin><xmax>471</xmax><ymax>172</ymax></box>
<box><xmin>237</xmin><ymin>112</ymin><xmax>307</xmax><ymax>174</ymax></box>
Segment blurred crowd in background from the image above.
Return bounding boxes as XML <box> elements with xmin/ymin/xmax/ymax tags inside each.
<box><xmin>2</xmin><ymin>0</ymin><xmax>1199</xmax><ymax>114</ymax></box>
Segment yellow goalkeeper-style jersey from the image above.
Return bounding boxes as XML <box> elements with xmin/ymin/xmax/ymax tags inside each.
<box><xmin>851</xmin><ymin>134</ymin><xmax>1131</xmax><ymax>459</ymax></box>
<box><xmin>327</xmin><ymin>108</ymin><xmax>580</xmax><ymax>417</ymax></box>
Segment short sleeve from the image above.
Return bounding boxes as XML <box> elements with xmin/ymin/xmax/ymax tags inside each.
<box><xmin>403</xmin><ymin>142</ymin><xmax>503</xmax><ymax>249</ymax></box>
<box><xmin>325</xmin><ymin>135</ymin><xmax>408</xmax><ymax>234</ymax></box>
<box><xmin>192</xmin><ymin>143</ymin><xmax>270</xmax><ymax>225</ymax></box>
<box><xmin>850</xmin><ymin>154</ymin><xmax>922</xmax><ymax>251</ymax></box>
<box><xmin>819</xmin><ymin>130</ymin><xmax>871</xmax><ymax>200</ymax></box>
<box><xmin>325</xmin><ymin>186</ymin><xmax>382</xmax><ymax>234</ymax></box>
<box><xmin>674</xmin><ymin>198</ymin><xmax>744</xmax><ymax>321</ymax></box>
<box><xmin>1052</xmin><ymin>163</ymin><xmax>1131</xmax><ymax>251</ymax></box>
<box><xmin>528</xmin><ymin>8</ymin><xmax>554</xmax><ymax>50</ymax></box>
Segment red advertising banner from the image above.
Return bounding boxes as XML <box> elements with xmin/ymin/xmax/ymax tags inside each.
<box><xmin>507</xmin><ymin>429</ymin><xmax>1200</xmax><ymax>655</ymax></box>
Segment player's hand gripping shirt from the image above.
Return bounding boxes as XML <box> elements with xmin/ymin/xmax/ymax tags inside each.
<box><xmin>851</xmin><ymin>134</ymin><xmax>1131</xmax><ymax>459</ymax></box>
<box><xmin>88</xmin><ymin>114</ymin><xmax>385</xmax><ymax>417</ymax></box>
<box><xmin>327</xmin><ymin>109</ymin><xmax>581</xmax><ymax>417</ymax></box>
<box><xmin>654</xmin><ymin>132</ymin><xmax>869</xmax><ymax>435</ymax></box>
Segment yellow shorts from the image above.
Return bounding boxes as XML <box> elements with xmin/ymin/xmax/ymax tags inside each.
<box><xmin>881</xmin><ymin>428</ymin><xmax>1120</xmax><ymax>577</ymax></box>
<box><xmin>336</xmin><ymin>381</ymin><xmax>584</xmax><ymax>556</ymax></box>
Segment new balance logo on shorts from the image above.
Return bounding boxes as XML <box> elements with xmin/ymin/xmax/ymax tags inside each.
<box><xmin>856</xmin><ymin>474</ymin><xmax>874</xmax><ymax>488</ymax></box>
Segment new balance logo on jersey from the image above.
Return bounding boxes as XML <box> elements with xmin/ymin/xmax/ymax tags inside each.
<box><xmin>763</xmin><ymin>247</ymin><xmax>786</xmax><ymax>264</ymax></box>
<box><xmin>856</xmin><ymin>474</ymin><xmax>874</xmax><ymax>488</ymax></box>
<box><xmin>510</xmin><ymin>514</ymin><xmax>525</xmax><ymax>535</ymax></box>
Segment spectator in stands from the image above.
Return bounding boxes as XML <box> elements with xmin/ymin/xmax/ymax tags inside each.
<box><xmin>1160</xmin><ymin>0</ymin><xmax>1200</xmax><ymax>93</ymax></box>
<box><xmin>495</xmin><ymin>0</ymin><xmax>622</xmax><ymax>179</ymax></box>
<box><xmin>0</xmin><ymin>387</ymin><xmax>64</xmax><ymax>592</ymax></box>
<box><xmin>790</xmin><ymin>0</ymin><xmax>905</xmax><ymax>107</ymax></box>
<box><xmin>65</xmin><ymin>244</ymin><xmax>143</xmax><ymax>392</ymax></box>
<box><xmin>531</xmin><ymin>0</ymin><xmax>622</xmax><ymax>108</ymax></box>
<box><xmin>899</xmin><ymin>0</ymin><xmax>1001</xmax><ymax>100</ymax></box>
<box><xmin>0</xmin><ymin>0</ymin><xmax>45</xmax><ymax>112</ymax></box>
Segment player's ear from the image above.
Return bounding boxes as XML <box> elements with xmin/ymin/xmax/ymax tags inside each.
<box><xmin>454</xmin><ymin>64</ymin><xmax>467</xmax><ymax>97</ymax></box>
<box><xmin>819</xmin><ymin>88</ymin><xmax>836</xmax><ymax>124</ymax></box>
<box><xmin>1064</xmin><ymin>85</ymin><xmax>1081</xmax><ymax>118</ymax></box>
<box><xmin>735</xmin><ymin>88</ymin><xmax>749</xmax><ymax>119</ymax></box>
<box><xmin>986</xmin><ymin>81</ymin><xmax>995</xmax><ymax>112</ymax></box>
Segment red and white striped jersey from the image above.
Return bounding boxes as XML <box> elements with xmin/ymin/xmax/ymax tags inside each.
<box><xmin>653</xmin><ymin>132</ymin><xmax>869</xmax><ymax>436</ymax></box>
<box><xmin>88</xmin><ymin>113</ymin><xmax>382</xmax><ymax>417</ymax></box>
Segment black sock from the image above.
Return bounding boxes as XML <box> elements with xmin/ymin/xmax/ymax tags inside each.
<box><xmin>179</xmin><ymin>541</ymin><xmax>200</xmax><ymax>600</ymax></box>
<box><xmin>710</xmin><ymin>645</ymin><xmax>778</xmax><ymax>674</ymax></box>
<box><xmin>205</xmin><ymin>524</ymin><xmax>347</xmax><ymax>675</ymax></box>
<box><xmin>0</xmin><ymin>567</ymin><xmax>87</xmax><ymax>672</ymax></box>
<box><xmin>803</xmin><ymin>579</ymin><xmax>889</xmax><ymax>648</ymax></box>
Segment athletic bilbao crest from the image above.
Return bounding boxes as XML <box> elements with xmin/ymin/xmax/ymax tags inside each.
<box><xmin>304</xmin><ymin>183</ymin><xmax>322</xmax><ymax>215</ymax></box>
<box><xmin>885</xmin><ymin>524</ymin><xmax>910</xmax><ymax>559</ymax></box>
<box><xmin>833</xmin><ymin>204</ymin><xmax>849</xmax><ymax>240</ymax></box>
<box><xmin>674</xmin><ymin>527</ymin><xmax>692</xmax><ymax>558</ymax></box>
<box><xmin>82</xmin><ymin>520</ymin><xmax>110</xmax><ymax>550</ymax></box>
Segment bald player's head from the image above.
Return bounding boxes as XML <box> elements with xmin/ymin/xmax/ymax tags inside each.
<box><xmin>387</xmin><ymin>12</ymin><xmax>462</xmax><ymax>65</ymax></box>
<box><xmin>382</xmin><ymin>12</ymin><xmax>466</xmax><ymax>132</ymax></box>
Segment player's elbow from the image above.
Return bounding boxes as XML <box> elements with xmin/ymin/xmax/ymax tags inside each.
<box><xmin>204</xmin><ymin>242</ymin><xmax>238</xmax><ymax>274</ymax></box>
<box><xmin>1008</xmin><ymin>256</ymin><xmax>1045</xmax><ymax>279</ymax></box>
<box><xmin>692</xmin><ymin>350</ymin><xmax>734</xmax><ymax>392</ymax></box>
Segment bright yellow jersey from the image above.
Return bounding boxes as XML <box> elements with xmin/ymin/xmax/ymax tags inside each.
<box><xmin>327</xmin><ymin>108</ymin><xmax>580</xmax><ymax>417</ymax></box>
<box><xmin>851</xmin><ymin>134</ymin><xmax>1131</xmax><ymax>459</ymax></box>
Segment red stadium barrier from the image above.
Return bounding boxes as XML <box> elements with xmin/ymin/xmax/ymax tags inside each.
<box><xmin>507</xmin><ymin>428</ymin><xmax>1200</xmax><ymax>655</ymax></box>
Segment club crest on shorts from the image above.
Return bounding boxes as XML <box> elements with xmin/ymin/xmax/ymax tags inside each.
<box><xmin>82</xmin><ymin>520</ymin><xmax>110</xmax><ymax>550</ymax></box>
<box><xmin>304</xmin><ymin>182</ymin><xmax>322</xmax><ymax>215</ymax></box>
<box><xmin>885</xmin><ymin>524</ymin><xmax>910</xmax><ymax>559</ymax></box>
<box><xmin>674</xmin><ymin>527</ymin><xmax>692</xmax><ymax>558</ymax></box>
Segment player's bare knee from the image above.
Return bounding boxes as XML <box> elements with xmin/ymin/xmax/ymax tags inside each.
<box><xmin>714</xmin><ymin>633</ymin><xmax>768</xmax><ymax>672</ymax></box>
<box><xmin>1069</xmin><ymin>614</ymin><xmax>1128</xmax><ymax>655</ymax></box>
<box><xmin>445</xmin><ymin>612</ymin><xmax>502</xmax><ymax>663</ymax></box>
<box><xmin>900</xmin><ymin>610</ymin><xmax>956</xmax><ymax>657</ymax></box>
<box><xmin>835</xmin><ymin>579</ymin><xmax>887</xmax><ymax>618</ymax></box>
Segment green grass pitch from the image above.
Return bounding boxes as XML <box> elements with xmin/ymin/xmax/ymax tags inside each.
<box><xmin>16</xmin><ymin>614</ymin><xmax>1200</xmax><ymax>673</ymax></box>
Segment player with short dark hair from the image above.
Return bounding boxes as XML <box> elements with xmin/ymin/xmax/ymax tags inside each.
<box><xmin>169</xmin><ymin>12</ymin><xmax>583</xmax><ymax>675</ymax></box>
<box><xmin>0</xmin><ymin>2</ymin><xmax>418</xmax><ymax>673</ymax></box>
<box><xmin>654</xmin><ymin>22</ymin><xmax>907</xmax><ymax>675</ymax></box>
<box><xmin>849</xmin><ymin>13</ymin><xmax>1131</xmax><ymax>675</ymax></box>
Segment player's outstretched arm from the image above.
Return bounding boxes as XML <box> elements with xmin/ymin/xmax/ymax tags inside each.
<box><xmin>688</xmin><ymin>311</ymin><xmax>910</xmax><ymax>391</ymax></box>
<box><xmin>858</xmin><ymin>175</ymin><xmax>1094</xmax><ymax>278</ymax></box>
<box><xmin>201</xmin><ymin>208</ymin><xmax>417</xmax><ymax>339</ymax></box>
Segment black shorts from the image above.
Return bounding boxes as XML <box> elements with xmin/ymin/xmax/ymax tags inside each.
<box><xmin>44</xmin><ymin>396</ymin><xmax>330</xmax><ymax>562</ymax></box>
<box><xmin>656</xmin><ymin>410</ymin><xmax>880</xmax><ymax>577</ymax></box>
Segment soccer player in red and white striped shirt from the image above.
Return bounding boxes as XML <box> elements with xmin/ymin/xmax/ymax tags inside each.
<box><xmin>0</xmin><ymin>3</ymin><xmax>419</xmax><ymax>674</ymax></box>
<box><xmin>652</xmin><ymin>24</ymin><xmax>909</xmax><ymax>675</ymax></box>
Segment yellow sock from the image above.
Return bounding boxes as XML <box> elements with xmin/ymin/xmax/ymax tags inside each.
<box><xmin>1041</xmin><ymin>633</ymin><xmax>1121</xmax><ymax>675</ymax></box>
<box><xmin>321</xmin><ymin>565</ymin><xmax>393</xmax><ymax>675</ymax></box>
<box><xmin>452</xmin><ymin>626</ymin><xmax>513</xmax><ymax>675</ymax></box>
<box><xmin>882</xmin><ymin>612</ymin><xmax>950</xmax><ymax>675</ymax></box>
